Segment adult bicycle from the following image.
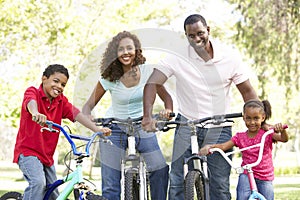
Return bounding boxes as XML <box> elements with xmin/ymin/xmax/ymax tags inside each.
<box><xmin>156</xmin><ymin>112</ymin><xmax>243</xmax><ymax>200</ymax></box>
<box><xmin>94</xmin><ymin>114</ymin><xmax>171</xmax><ymax>200</ymax></box>
<box><xmin>0</xmin><ymin>121</ymin><xmax>109</xmax><ymax>200</ymax></box>
<box><xmin>209</xmin><ymin>125</ymin><xmax>288</xmax><ymax>200</ymax></box>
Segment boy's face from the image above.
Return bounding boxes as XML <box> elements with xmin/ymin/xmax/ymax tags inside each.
<box><xmin>42</xmin><ymin>72</ymin><xmax>68</xmax><ymax>100</ymax></box>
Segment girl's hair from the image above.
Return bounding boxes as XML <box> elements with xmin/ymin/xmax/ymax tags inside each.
<box><xmin>43</xmin><ymin>64</ymin><xmax>69</xmax><ymax>79</ymax></box>
<box><xmin>243</xmin><ymin>99</ymin><xmax>272</xmax><ymax>125</ymax></box>
<box><xmin>100</xmin><ymin>31</ymin><xmax>146</xmax><ymax>82</ymax></box>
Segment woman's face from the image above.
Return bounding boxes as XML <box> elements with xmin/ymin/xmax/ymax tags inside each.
<box><xmin>117</xmin><ymin>37</ymin><xmax>136</xmax><ymax>67</ymax></box>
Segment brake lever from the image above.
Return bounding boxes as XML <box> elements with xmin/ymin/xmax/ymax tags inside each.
<box><xmin>40</xmin><ymin>127</ymin><xmax>59</xmax><ymax>133</ymax></box>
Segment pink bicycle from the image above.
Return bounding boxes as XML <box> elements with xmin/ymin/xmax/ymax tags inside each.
<box><xmin>209</xmin><ymin>125</ymin><xmax>288</xmax><ymax>200</ymax></box>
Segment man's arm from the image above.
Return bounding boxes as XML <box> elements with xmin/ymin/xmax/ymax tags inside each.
<box><xmin>142</xmin><ymin>69</ymin><xmax>168</xmax><ymax>131</ymax></box>
<box><xmin>236</xmin><ymin>80</ymin><xmax>258</xmax><ymax>102</ymax></box>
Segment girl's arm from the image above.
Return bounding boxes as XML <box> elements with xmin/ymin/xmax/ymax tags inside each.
<box><xmin>272</xmin><ymin>123</ymin><xmax>289</xmax><ymax>142</ymax></box>
<box><xmin>199</xmin><ymin>140</ymin><xmax>235</xmax><ymax>156</ymax></box>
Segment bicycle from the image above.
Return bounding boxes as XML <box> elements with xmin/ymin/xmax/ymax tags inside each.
<box><xmin>156</xmin><ymin>112</ymin><xmax>243</xmax><ymax>200</ymax></box>
<box><xmin>94</xmin><ymin>114</ymin><xmax>171</xmax><ymax>200</ymax></box>
<box><xmin>209</xmin><ymin>125</ymin><xmax>288</xmax><ymax>200</ymax></box>
<box><xmin>0</xmin><ymin>120</ymin><xmax>109</xmax><ymax>200</ymax></box>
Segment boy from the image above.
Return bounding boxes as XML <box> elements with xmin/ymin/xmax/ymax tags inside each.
<box><xmin>13</xmin><ymin>64</ymin><xmax>111</xmax><ymax>200</ymax></box>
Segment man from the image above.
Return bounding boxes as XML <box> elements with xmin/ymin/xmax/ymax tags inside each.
<box><xmin>142</xmin><ymin>14</ymin><xmax>258</xmax><ymax>200</ymax></box>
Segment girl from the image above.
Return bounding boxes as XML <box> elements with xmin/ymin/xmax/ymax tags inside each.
<box><xmin>200</xmin><ymin>99</ymin><xmax>288</xmax><ymax>200</ymax></box>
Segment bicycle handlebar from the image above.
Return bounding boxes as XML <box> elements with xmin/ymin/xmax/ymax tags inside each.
<box><xmin>210</xmin><ymin>125</ymin><xmax>288</xmax><ymax>171</ymax></box>
<box><xmin>44</xmin><ymin>121</ymin><xmax>106</xmax><ymax>157</ymax></box>
<box><xmin>156</xmin><ymin>112</ymin><xmax>242</xmax><ymax>131</ymax></box>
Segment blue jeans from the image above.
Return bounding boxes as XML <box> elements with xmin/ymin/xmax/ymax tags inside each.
<box><xmin>100</xmin><ymin>123</ymin><xmax>169</xmax><ymax>200</ymax></box>
<box><xmin>236</xmin><ymin>173</ymin><xmax>274</xmax><ymax>200</ymax></box>
<box><xmin>18</xmin><ymin>154</ymin><xmax>59</xmax><ymax>200</ymax></box>
<box><xmin>168</xmin><ymin>113</ymin><xmax>232</xmax><ymax>200</ymax></box>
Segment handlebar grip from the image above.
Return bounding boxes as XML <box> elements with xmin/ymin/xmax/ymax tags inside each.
<box><xmin>169</xmin><ymin>112</ymin><xmax>176</xmax><ymax>117</ymax></box>
<box><xmin>224</xmin><ymin>112</ymin><xmax>243</xmax><ymax>118</ymax></box>
<box><xmin>283</xmin><ymin>124</ymin><xmax>288</xmax><ymax>129</ymax></box>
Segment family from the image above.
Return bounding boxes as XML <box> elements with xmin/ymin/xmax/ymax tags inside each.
<box><xmin>13</xmin><ymin>14</ymin><xmax>289</xmax><ymax>200</ymax></box>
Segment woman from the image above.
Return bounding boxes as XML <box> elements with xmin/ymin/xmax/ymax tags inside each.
<box><xmin>82</xmin><ymin>31</ymin><xmax>173</xmax><ymax>200</ymax></box>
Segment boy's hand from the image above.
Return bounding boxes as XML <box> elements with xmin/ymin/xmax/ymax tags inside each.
<box><xmin>99</xmin><ymin>127</ymin><xmax>111</xmax><ymax>136</ymax></box>
<box><xmin>32</xmin><ymin>113</ymin><xmax>47</xmax><ymax>126</ymax></box>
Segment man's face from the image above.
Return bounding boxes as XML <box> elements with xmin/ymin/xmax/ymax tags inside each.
<box><xmin>185</xmin><ymin>21</ymin><xmax>210</xmax><ymax>49</ymax></box>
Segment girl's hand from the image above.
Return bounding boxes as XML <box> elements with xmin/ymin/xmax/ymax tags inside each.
<box><xmin>199</xmin><ymin>145</ymin><xmax>213</xmax><ymax>156</ymax></box>
<box><xmin>273</xmin><ymin>123</ymin><xmax>285</xmax><ymax>133</ymax></box>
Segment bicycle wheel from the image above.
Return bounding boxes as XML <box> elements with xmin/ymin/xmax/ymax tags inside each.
<box><xmin>125</xmin><ymin>169</ymin><xmax>139</xmax><ymax>200</ymax></box>
<box><xmin>86</xmin><ymin>193</ymin><xmax>108</xmax><ymax>200</ymax></box>
<box><xmin>0</xmin><ymin>192</ymin><xmax>23</xmax><ymax>200</ymax></box>
<box><xmin>184</xmin><ymin>170</ymin><xmax>205</xmax><ymax>200</ymax></box>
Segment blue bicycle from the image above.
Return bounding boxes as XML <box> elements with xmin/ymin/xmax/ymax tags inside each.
<box><xmin>0</xmin><ymin>121</ymin><xmax>109</xmax><ymax>200</ymax></box>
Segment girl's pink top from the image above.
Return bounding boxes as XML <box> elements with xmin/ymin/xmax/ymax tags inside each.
<box><xmin>232</xmin><ymin>129</ymin><xmax>274</xmax><ymax>181</ymax></box>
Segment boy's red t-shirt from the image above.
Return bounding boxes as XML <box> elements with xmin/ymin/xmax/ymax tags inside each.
<box><xmin>13</xmin><ymin>84</ymin><xmax>80</xmax><ymax>166</ymax></box>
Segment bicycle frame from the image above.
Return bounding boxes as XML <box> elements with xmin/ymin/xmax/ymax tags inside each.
<box><xmin>157</xmin><ymin>112</ymin><xmax>243</xmax><ymax>200</ymax></box>
<box><xmin>42</xmin><ymin>121</ymin><xmax>107</xmax><ymax>200</ymax></box>
<box><xmin>94</xmin><ymin>117</ymin><xmax>149</xmax><ymax>200</ymax></box>
<box><xmin>210</xmin><ymin>125</ymin><xmax>288</xmax><ymax>200</ymax></box>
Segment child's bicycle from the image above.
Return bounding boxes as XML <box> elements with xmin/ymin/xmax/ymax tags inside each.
<box><xmin>156</xmin><ymin>112</ymin><xmax>243</xmax><ymax>200</ymax></box>
<box><xmin>0</xmin><ymin>120</ymin><xmax>110</xmax><ymax>200</ymax></box>
<box><xmin>209</xmin><ymin>125</ymin><xmax>288</xmax><ymax>200</ymax></box>
<box><xmin>93</xmin><ymin>114</ymin><xmax>171</xmax><ymax>200</ymax></box>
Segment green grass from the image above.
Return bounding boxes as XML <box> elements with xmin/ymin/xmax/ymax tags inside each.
<box><xmin>1</xmin><ymin>161</ymin><xmax>300</xmax><ymax>199</ymax></box>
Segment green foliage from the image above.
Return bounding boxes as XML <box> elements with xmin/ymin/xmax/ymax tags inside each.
<box><xmin>228</xmin><ymin>0</ymin><xmax>300</xmax><ymax>99</ymax></box>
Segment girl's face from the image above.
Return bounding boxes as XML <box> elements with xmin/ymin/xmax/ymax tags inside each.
<box><xmin>42</xmin><ymin>72</ymin><xmax>68</xmax><ymax>100</ymax></box>
<box><xmin>117</xmin><ymin>37</ymin><xmax>136</xmax><ymax>67</ymax></box>
<box><xmin>243</xmin><ymin>107</ymin><xmax>265</xmax><ymax>134</ymax></box>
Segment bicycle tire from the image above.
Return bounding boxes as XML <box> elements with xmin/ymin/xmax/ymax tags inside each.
<box><xmin>0</xmin><ymin>192</ymin><xmax>23</xmax><ymax>200</ymax></box>
<box><xmin>184</xmin><ymin>170</ymin><xmax>205</xmax><ymax>200</ymax></box>
<box><xmin>125</xmin><ymin>169</ymin><xmax>139</xmax><ymax>200</ymax></box>
<box><xmin>86</xmin><ymin>193</ymin><xmax>108</xmax><ymax>200</ymax></box>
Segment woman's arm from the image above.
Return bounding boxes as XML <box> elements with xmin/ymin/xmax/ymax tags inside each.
<box><xmin>82</xmin><ymin>82</ymin><xmax>106</xmax><ymax>118</ymax></box>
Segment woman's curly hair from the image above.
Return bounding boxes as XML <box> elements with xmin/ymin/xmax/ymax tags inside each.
<box><xmin>100</xmin><ymin>31</ymin><xmax>146</xmax><ymax>82</ymax></box>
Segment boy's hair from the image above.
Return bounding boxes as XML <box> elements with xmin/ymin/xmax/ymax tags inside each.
<box><xmin>43</xmin><ymin>64</ymin><xmax>69</xmax><ymax>79</ymax></box>
<box><xmin>184</xmin><ymin>14</ymin><xmax>207</xmax><ymax>31</ymax></box>
<box><xmin>243</xmin><ymin>99</ymin><xmax>272</xmax><ymax>124</ymax></box>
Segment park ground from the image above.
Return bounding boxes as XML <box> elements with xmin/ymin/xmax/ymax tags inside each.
<box><xmin>0</xmin><ymin>160</ymin><xmax>299</xmax><ymax>200</ymax></box>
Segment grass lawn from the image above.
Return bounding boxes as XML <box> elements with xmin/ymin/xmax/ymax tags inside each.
<box><xmin>1</xmin><ymin>161</ymin><xmax>299</xmax><ymax>199</ymax></box>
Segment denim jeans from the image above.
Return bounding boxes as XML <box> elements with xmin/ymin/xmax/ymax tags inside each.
<box><xmin>100</xmin><ymin>123</ymin><xmax>169</xmax><ymax>200</ymax></box>
<box><xmin>168</xmin><ymin>113</ymin><xmax>232</xmax><ymax>200</ymax></box>
<box><xmin>236</xmin><ymin>173</ymin><xmax>274</xmax><ymax>200</ymax></box>
<box><xmin>18</xmin><ymin>154</ymin><xmax>59</xmax><ymax>200</ymax></box>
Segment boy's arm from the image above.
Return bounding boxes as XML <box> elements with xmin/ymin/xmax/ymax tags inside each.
<box><xmin>27</xmin><ymin>99</ymin><xmax>46</xmax><ymax>125</ymax></box>
<box><xmin>75</xmin><ymin>112</ymin><xmax>111</xmax><ymax>136</ymax></box>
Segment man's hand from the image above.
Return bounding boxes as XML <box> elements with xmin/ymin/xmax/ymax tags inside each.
<box><xmin>142</xmin><ymin>116</ymin><xmax>157</xmax><ymax>132</ymax></box>
<box><xmin>159</xmin><ymin>109</ymin><xmax>174</xmax><ymax>120</ymax></box>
